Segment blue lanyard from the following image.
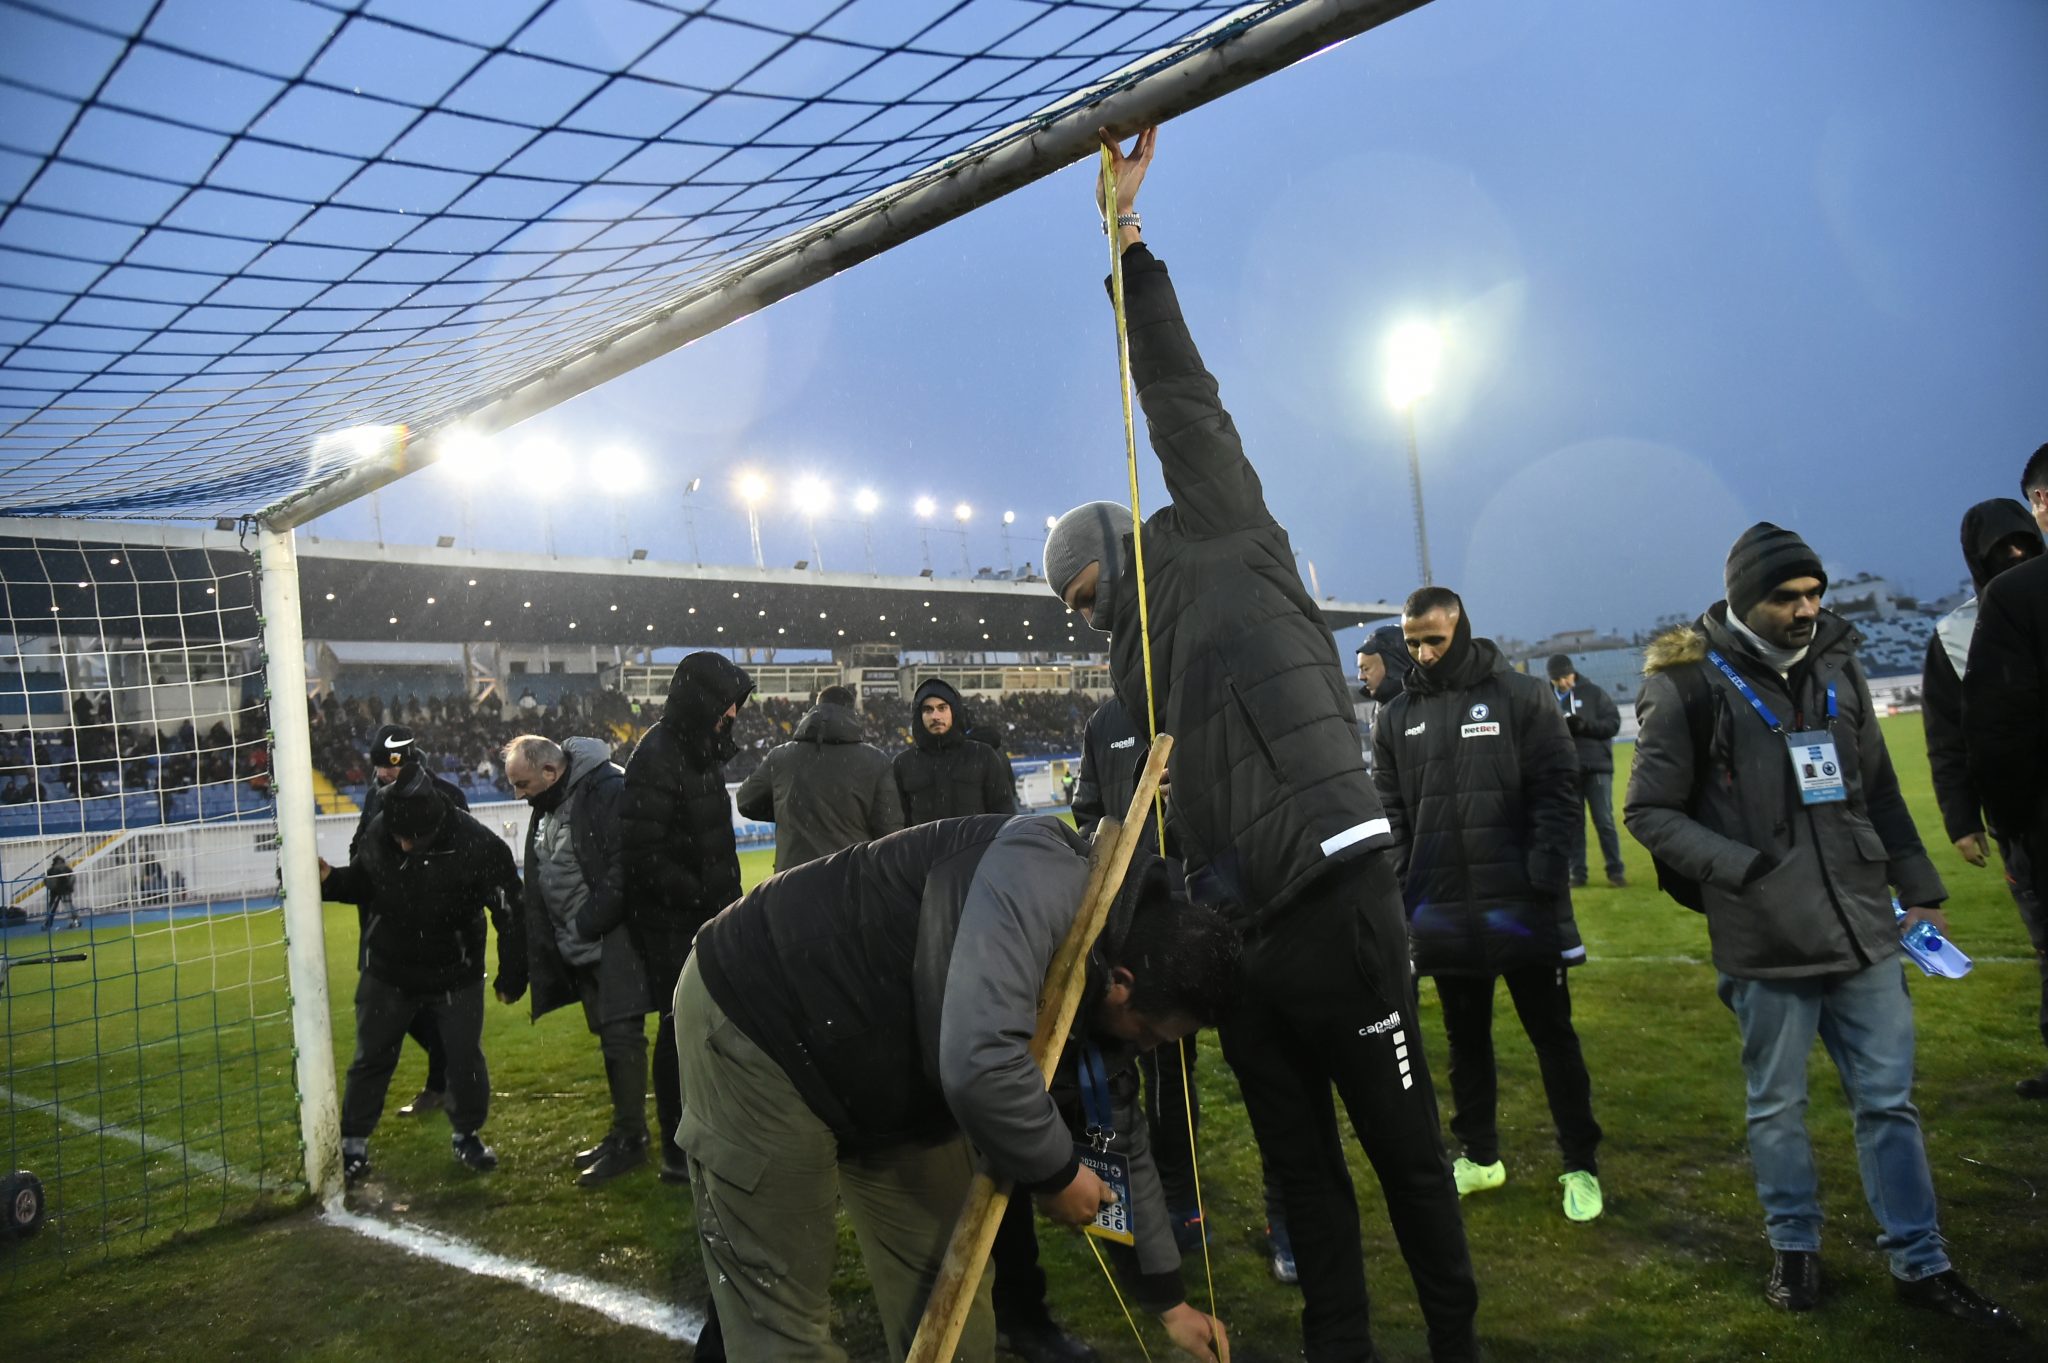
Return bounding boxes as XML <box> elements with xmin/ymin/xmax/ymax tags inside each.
<box><xmin>1706</xmin><ymin>651</ymin><xmax>1835</xmax><ymax>733</ymax></box>
<box><xmin>1078</xmin><ymin>1044</ymin><xmax>1114</xmax><ymax>1146</ymax></box>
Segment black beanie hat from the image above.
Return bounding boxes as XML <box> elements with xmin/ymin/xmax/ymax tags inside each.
<box><xmin>1546</xmin><ymin>653</ymin><xmax>1574</xmax><ymax>681</ymax></box>
<box><xmin>1725</xmin><ymin>522</ymin><xmax>1826</xmax><ymax>623</ymax></box>
<box><xmin>385</xmin><ymin>768</ymin><xmax>446</xmax><ymax>840</ymax></box>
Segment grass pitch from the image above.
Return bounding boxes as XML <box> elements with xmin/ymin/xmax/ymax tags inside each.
<box><xmin>7</xmin><ymin>718</ymin><xmax>2047</xmax><ymax>1361</ymax></box>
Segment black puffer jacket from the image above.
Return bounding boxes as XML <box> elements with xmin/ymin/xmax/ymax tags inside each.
<box><xmin>621</xmin><ymin>652</ymin><xmax>755</xmax><ymax>987</ymax></box>
<box><xmin>322</xmin><ymin>807</ymin><xmax>522</xmax><ymax>996</ymax></box>
<box><xmin>1100</xmin><ymin>246</ymin><xmax>1392</xmax><ymax>927</ymax></box>
<box><xmin>1966</xmin><ymin>553</ymin><xmax>2048</xmax><ymax>881</ymax></box>
<box><xmin>1373</xmin><ymin>626</ymin><xmax>1583</xmax><ymax>975</ymax></box>
<box><xmin>1923</xmin><ymin>498</ymin><xmax>2043</xmax><ymax>842</ymax></box>
<box><xmin>892</xmin><ymin>679</ymin><xmax>1016</xmax><ymax>825</ymax></box>
<box><xmin>1071</xmin><ymin>694</ymin><xmax>1147</xmax><ymax>839</ymax></box>
<box><xmin>736</xmin><ymin>700</ymin><xmax>903</xmax><ymax>871</ymax></box>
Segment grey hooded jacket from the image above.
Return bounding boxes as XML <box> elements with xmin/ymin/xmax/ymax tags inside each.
<box><xmin>735</xmin><ymin>701</ymin><xmax>902</xmax><ymax>871</ymax></box>
<box><xmin>692</xmin><ymin>814</ymin><xmax>1185</xmax><ymax>1311</ymax></box>
<box><xmin>516</xmin><ymin>736</ymin><xmax>649</xmax><ymax>1023</ymax></box>
<box><xmin>1624</xmin><ymin>604</ymin><xmax>1944</xmax><ymax>979</ymax></box>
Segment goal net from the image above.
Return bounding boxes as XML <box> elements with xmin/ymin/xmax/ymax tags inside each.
<box><xmin>1</xmin><ymin>523</ymin><xmax>301</xmax><ymax>1278</ymax></box>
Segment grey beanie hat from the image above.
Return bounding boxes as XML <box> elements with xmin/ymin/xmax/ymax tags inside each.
<box><xmin>1044</xmin><ymin>500</ymin><xmax>1133</xmax><ymax>599</ymax></box>
<box><xmin>1725</xmin><ymin>522</ymin><xmax>1827</xmax><ymax>622</ymax></box>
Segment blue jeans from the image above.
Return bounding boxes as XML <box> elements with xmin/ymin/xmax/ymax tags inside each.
<box><xmin>1716</xmin><ymin>958</ymin><xmax>1948</xmax><ymax>1280</ymax></box>
<box><xmin>1570</xmin><ymin>770</ymin><xmax>1626</xmax><ymax>881</ymax></box>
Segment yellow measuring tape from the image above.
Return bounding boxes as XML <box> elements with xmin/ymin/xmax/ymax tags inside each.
<box><xmin>1099</xmin><ymin>138</ymin><xmax>1221</xmax><ymax>1356</ymax></box>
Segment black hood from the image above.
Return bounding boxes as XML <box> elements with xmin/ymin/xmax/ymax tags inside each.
<box><xmin>911</xmin><ymin>678</ymin><xmax>968</xmax><ymax>752</ymax></box>
<box><xmin>663</xmin><ymin>651</ymin><xmax>755</xmax><ymax>769</ymax></box>
<box><xmin>793</xmin><ymin>701</ymin><xmax>865</xmax><ymax>745</ymax></box>
<box><xmin>1406</xmin><ymin>610</ymin><xmax>1494</xmax><ymax>695</ymax></box>
<box><xmin>1959</xmin><ymin>498</ymin><xmax>2043</xmax><ymax>593</ymax></box>
<box><xmin>1357</xmin><ymin>624</ymin><xmax>1415</xmax><ymax>704</ymax></box>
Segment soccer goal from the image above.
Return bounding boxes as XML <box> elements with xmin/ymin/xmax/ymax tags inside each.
<box><xmin>0</xmin><ymin>519</ymin><xmax>335</xmax><ymax>1279</ymax></box>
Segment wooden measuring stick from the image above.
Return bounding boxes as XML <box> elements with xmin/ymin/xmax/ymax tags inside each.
<box><xmin>905</xmin><ymin>735</ymin><xmax>1174</xmax><ymax>1363</ymax></box>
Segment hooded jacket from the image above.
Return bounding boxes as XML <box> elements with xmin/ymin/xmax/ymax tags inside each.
<box><xmin>1093</xmin><ymin>247</ymin><xmax>1393</xmax><ymax>928</ymax></box>
<box><xmin>1922</xmin><ymin>498</ymin><xmax>2043</xmax><ymax>843</ymax></box>
<box><xmin>621</xmin><ymin>652</ymin><xmax>755</xmax><ymax>985</ymax></box>
<box><xmin>1965</xmin><ymin>552</ymin><xmax>2048</xmax><ymax>873</ymax></box>
<box><xmin>892</xmin><ymin>679</ymin><xmax>1016</xmax><ymax>825</ymax></box>
<box><xmin>1358</xmin><ymin>624</ymin><xmax>1415</xmax><ymax>706</ymax></box>
<box><xmin>1625</xmin><ymin>604</ymin><xmax>1945</xmax><ymax>979</ymax></box>
<box><xmin>1372</xmin><ymin>627</ymin><xmax>1584</xmax><ymax>976</ymax></box>
<box><xmin>690</xmin><ymin>814</ymin><xmax>1189</xmax><ymax>1314</ymax></box>
<box><xmin>506</xmin><ymin>736</ymin><xmax>649</xmax><ymax>1024</ymax></box>
<box><xmin>322</xmin><ymin>805</ymin><xmax>523</xmax><ymax>996</ymax></box>
<box><xmin>736</xmin><ymin>700</ymin><xmax>903</xmax><ymax>871</ymax></box>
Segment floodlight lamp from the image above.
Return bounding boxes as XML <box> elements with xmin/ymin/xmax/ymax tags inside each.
<box><xmin>736</xmin><ymin>471</ymin><xmax>770</xmax><ymax>505</ymax></box>
<box><xmin>1385</xmin><ymin>321</ymin><xmax>1445</xmax><ymax>410</ymax></box>
<box><xmin>854</xmin><ymin>488</ymin><xmax>880</xmax><ymax>515</ymax></box>
<box><xmin>953</xmin><ymin>502</ymin><xmax>972</xmax><ymax>522</ymax></box>
<box><xmin>792</xmin><ymin>476</ymin><xmax>831</xmax><ymax>517</ymax></box>
<box><xmin>592</xmin><ymin>446</ymin><xmax>646</xmax><ymax>496</ymax></box>
<box><xmin>1002</xmin><ymin>510</ymin><xmax>1015</xmax><ymax>525</ymax></box>
<box><xmin>914</xmin><ymin>496</ymin><xmax>937</xmax><ymax>519</ymax></box>
<box><xmin>685</xmin><ymin>477</ymin><xmax>702</xmax><ymax>494</ymax></box>
<box><xmin>513</xmin><ymin>437</ymin><xmax>572</xmax><ymax>494</ymax></box>
<box><xmin>438</xmin><ymin>428</ymin><xmax>497</xmax><ymax>481</ymax></box>
<box><xmin>1044</xmin><ymin>515</ymin><xmax>1059</xmax><ymax>531</ymax></box>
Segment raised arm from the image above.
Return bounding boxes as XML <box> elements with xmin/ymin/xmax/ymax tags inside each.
<box><xmin>1101</xmin><ymin>128</ymin><xmax>1273</xmax><ymax>541</ymax></box>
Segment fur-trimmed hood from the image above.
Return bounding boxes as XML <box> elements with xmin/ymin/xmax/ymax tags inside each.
<box><xmin>1643</xmin><ymin>623</ymin><xmax>1707</xmax><ymax>676</ymax></box>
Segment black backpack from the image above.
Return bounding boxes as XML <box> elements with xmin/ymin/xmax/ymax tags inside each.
<box><xmin>1636</xmin><ymin>660</ymin><xmax>1717</xmax><ymax>913</ymax></box>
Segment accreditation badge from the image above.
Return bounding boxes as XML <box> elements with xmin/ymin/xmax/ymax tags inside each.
<box><xmin>1786</xmin><ymin>730</ymin><xmax>1846</xmax><ymax>805</ymax></box>
<box><xmin>1075</xmin><ymin>1146</ymin><xmax>1135</xmax><ymax>1246</ymax></box>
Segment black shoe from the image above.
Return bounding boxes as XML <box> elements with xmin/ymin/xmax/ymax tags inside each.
<box><xmin>342</xmin><ymin>1146</ymin><xmax>372</xmax><ymax>1187</ymax></box>
<box><xmin>2015</xmin><ymin>1069</ymin><xmax>2048</xmax><ymax>1099</ymax></box>
<box><xmin>397</xmin><ymin>1088</ymin><xmax>444</xmax><ymax>1117</ymax></box>
<box><xmin>1895</xmin><ymin>1270</ymin><xmax>2025</xmax><ymax>1333</ymax></box>
<box><xmin>1569</xmin><ymin>875</ymin><xmax>1589</xmax><ymax>889</ymax></box>
<box><xmin>578</xmin><ymin>1136</ymin><xmax>648</xmax><ymax>1188</ymax></box>
<box><xmin>451</xmin><ymin>1131</ymin><xmax>498</xmax><ymax>1173</ymax></box>
<box><xmin>1765</xmin><ymin>1250</ymin><xmax>1821</xmax><ymax>1311</ymax></box>
<box><xmin>572</xmin><ymin>1133</ymin><xmax>619</xmax><ymax>1168</ymax></box>
<box><xmin>1607</xmin><ymin>872</ymin><xmax>1628</xmax><ymax>888</ymax></box>
<box><xmin>996</xmin><ymin>1320</ymin><xmax>1099</xmax><ymax>1363</ymax></box>
<box><xmin>658</xmin><ymin>1141</ymin><xmax>689</xmax><ymax>1185</ymax></box>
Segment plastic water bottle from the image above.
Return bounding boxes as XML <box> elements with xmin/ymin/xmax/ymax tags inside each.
<box><xmin>1893</xmin><ymin>898</ymin><xmax>1973</xmax><ymax>980</ymax></box>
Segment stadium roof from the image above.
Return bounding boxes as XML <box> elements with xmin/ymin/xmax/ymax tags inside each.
<box><xmin>1</xmin><ymin>518</ymin><xmax>1397</xmax><ymax>653</ymax></box>
<box><xmin>0</xmin><ymin>0</ymin><xmax>1429</xmax><ymax>523</ymax></box>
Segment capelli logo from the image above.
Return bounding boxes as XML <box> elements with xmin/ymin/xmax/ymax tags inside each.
<box><xmin>1404</xmin><ymin>722</ymin><xmax>1426</xmax><ymax>737</ymax></box>
<box><xmin>1357</xmin><ymin>1010</ymin><xmax>1403</xmax><ymax>1037</ymax></box>
<box><xmin>1109</xmin><ymin>737</ymin><xmax>1138</xmax><ymax>750</ymax></box>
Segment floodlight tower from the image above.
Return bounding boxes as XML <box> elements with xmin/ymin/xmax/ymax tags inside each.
<box><xmin>737</xmin><ymin>471</ymin><xmax>769</xmax><ymax>569</ymax></box>
<box><xmin>1001</xmin><ymin>509</ymin><xmax>1016</xmax><ymax>576</ymax></box>
<box><xmin>855</xmin><ymin>487</ymin><xmax>880</xmax><ymax>575</ymax></box>
<box><xmin>953</xmin><ymin>502</ymin><xmax>973</xmax><ymax>576</ymax></box>
<box><xmin>914</xmin><ymin>496</ymin><xmax>937</xmax><ymax>572</ymax></box>
<box><xmin>593</xmin><ymin>446</ymin><xmax>645</xmax><ymax>558</ymax></box>
<box><xmin>1385</xmin><ymin>321</ymin><xmax>1444</xmax><ymax>587</ymax></box>
<box><xmin>792</xmin><ymin>477</ymin><xmax>830</xmax><ymax>572</ymax></box>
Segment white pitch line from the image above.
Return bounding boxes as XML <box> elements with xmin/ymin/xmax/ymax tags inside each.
<box><xmin>0</xmin><ymin>1082</ymin><xmax>269</xmax><ymax>1190</ymax></box>
<box><xmin>323</xmin><ymin>1203</ymin><xmax>704</xmax><ymax>1344</ymax></box>
<box><xmin>1</xmin><ymin>1080</ymin><xmax>704</xmax><ymax>1344</ymax></box>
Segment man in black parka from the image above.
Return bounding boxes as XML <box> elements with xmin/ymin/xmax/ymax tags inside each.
<box><xmin>893</xmin><ymin>678</ymin><xmax>1017</xmax><ymax>826</ymax></box>
<box><xmin>321</xmin><ymin>768</ymin><xmax>523</xmax><ymax>1185</ymax></box>
<box><xmin>1546</xmin><ymin>654</ymin><xmax>1626</xmax><ymax>889</ymax></box>
<box><xmin>502</xmin><ymin>733</ymin><xmax>652</xmax><ymax>1185</ymax></box>
<box><xmin>622</xmin><ymin>650</ymin><xmax>754</xmax><ymax>1183</ymax></box>
<box><xmin>350</xmin><ymin>723</ymin><xmax>468</xmax><ymax>1118</ymax></box>
<box><xmin>1042</xmin><ymin>129</ymin><xmax>1477</xmax><ymax>1363</ymax></box>
<box><xmin>736</xmin><ymin>685</ymin><xmax>902</xmax><ymax>872</ymax></box>
<box><xmin>1924</xmin><ymin>498</ymin><xmax>2044</xmax><ymax>1095</ymax></box>
<box><xmin>1376</xmin><ymin>588</ymin><xmax>1603</xmax><ymax>1222</ymax></box>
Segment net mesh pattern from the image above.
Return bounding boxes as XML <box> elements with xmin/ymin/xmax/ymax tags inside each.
<box><xmin>0</xmin><ymin>0</ymin><xmax>1281</xmax><ymax>519</ymax></box>
<box><xmin>2</xmin><ymin>527</ymin><xmax>299</xmax><ymax>1279</ymax></box>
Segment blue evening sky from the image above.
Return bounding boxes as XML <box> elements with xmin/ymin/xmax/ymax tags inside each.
<box><xmin>309</xmin><ymin>0</ymin><xmax>2048</xmax><ymax>642</ymax></box>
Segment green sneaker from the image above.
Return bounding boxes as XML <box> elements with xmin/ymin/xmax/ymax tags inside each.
<box><xmin>1453</xmin><ymin>1157</ymin><xmax>1506</xmax><ymax>1197</ymax></box>
<box><xmin>1560</xmin><ymin>1170</ymin><xmax>1604</xmax><ymax>1222</ymax></box>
